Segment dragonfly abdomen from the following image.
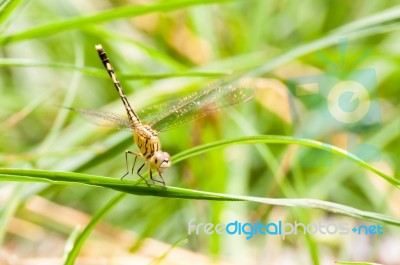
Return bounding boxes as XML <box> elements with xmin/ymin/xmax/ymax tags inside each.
<box><xmin>134</xmin><ymin>125</ymin><xmax>161</xmax><ymax>159</ymax></box>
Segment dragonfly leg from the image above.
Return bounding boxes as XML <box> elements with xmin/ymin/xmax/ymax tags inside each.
<box><xmin>149</xmin><ymin>169</ymin><xmax>166</xmax><ymax>186</ymax></box>
<box><xmin>132</xmin><ymin>156</ymin><xmax>138</xmax><ymax>174</ymax></box>
<box><xmin>157</xmin><ymin>171</ymin><xmax>166</xmax><ymax>186</ymax></box>
<box><xmin>122</xmin><ymin>150</ymin><xmax>142</xmax><ymax>180</ymax></box>
<box><xmin>137</xmin><ymin>162</ymin><xmax>149</xmax><ymax>186</ymax></box>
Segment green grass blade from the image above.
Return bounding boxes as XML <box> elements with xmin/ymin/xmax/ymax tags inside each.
<box><xmin>61</xmin><ymin>134</ymin><xmax>398</xmax><ymax>188</ymax></box>
<box><xmin>173</xmin><ymin>136</ymin><xmax>400</xmax><ymax>188</ymax></box>
<box><xmin>0</xmin><ymin>0</ymin><xmax>235</xmax><ymax>46</ymax></box>
<box><xmin>62</xmin><ymin>193</ymin><xmax>125</xmax><ymax>265</ymax></box>
<box><xmin>0</xmin><ymin>168</ymin><xmax>399</xmax><ymax>226</ymax></box>
<box><xmin>245</xmin><ymin>19</ymin><xmax>400</xmax><ymax>77</ymax></box>
<box><xmin>121</xmin><ymin>71</ymin><xmax>230</xmax><ymax>79</ymax></box>
<box><xmin>85</xmin><ymin>26</ymin><xmax>185</xmax><ymax>70</ymax></box>
<box><xmin>0</xmin><ymin>59</ymin><xmax>228</xmax><ymax>79</ymax></box>
<box><xmin>332</xmin><ymin>5</ymin><xmax>400</xmax><ymax>34</ymax></box>
<box><xmin>0</xmin><ymin>183</ymin><xmax>25</xmax><ymax>245</ymax></box>
<box><xmin>38</xmin><ymin>41</ymin><xmax>84</xmax><ymax>153</ymax></box>
<box><xmin>0</xmin><ymin>0</ymin><xmax>30</xmax><ymax>30</ymax></box>
<box><xmin>62</xmin><ymin>226</ymin><xmax>81</xmax><ymax>262</ymax></box>
<box><xmin>335</xmin><ymin>261</ymin><xmax>382</xmax><ymax>265</ymax></box>
<box><xmin>149</xmin><ymin>236</ymin><xmax>188</xmax><ymax>265</ymax></box>
<box><xmin>0</xmin><ymin>59</ymin><xmax>103</xmax><ymax>76</ymax></box>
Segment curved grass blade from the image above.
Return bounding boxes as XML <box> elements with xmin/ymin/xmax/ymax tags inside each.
<box><xmin>39</xmin><ymin>41</ymin><xmax>85</xmax><ymax>153</ymax></box>
<box><xmin>0</xmin><ymin>168</ymin><xmax>399</xmax><ymax>226</ymax></box>
<box><xmin>0</xmin><ymin>0</ymin><xmax>30</xmax><ymax>32</ymax></box>
<box><xmin>0</xmin><ymin>59</ymin><xmax>104</xmax><ymax>76</ymax></box>
<box><xmin>244</xmin><ymin>18</ymin><xmax>400</xmax><ymax>78</ymax></box>
<box><xmin>64</xmin><ymin>194</ymin><xmax>186</xmax><ymax>265</ymax></box>
<box><xmin>0</xmin><ymin>58</ymin><xmax>228</xmax><ymax>80</ymax></box>
<box><xmin>1</xmin><ymin>134</ymin><xmax>398</xmax><ymax>261</ymax></box>
<box><xmin>121</xmin><ymin>71</ymin><xmax>230</xmax><ymax>80</ymax></box>
<box><xmin>149</xmin><ymin>235</ymin><xmax>188</xmax><ymax>265</ymax></box>
<box><xmin>332</xmin><ymin>5</ymin><xmax>400</xmax><ymax>35</ymax></box>
<box><xmin>0</xmin><ymin>183</ymin><xmax>25</xmax><ymax>245</ymax></box>
<box><xmin>172</xmin><ymin>136</ymin><xmax>400</xmax><ymax>188</ymax></box>
<box><xmin>0</xmin><ymin>0</ymin><xmax>235</xmax><ymax>46</ymax></box>
<box><xmin>335</xmin><ymin>261</ymin><xmax>383</xmax><ymax>265</ymax></box>
<box><xmin>62</xmin><ymin>225</ymin><xmax>81</xmax><ymax>263</ymax></box>
<box><xmin>62</xmin><ymin>193</ymin><xmax>125</xmax><ymax>265</ymax></box>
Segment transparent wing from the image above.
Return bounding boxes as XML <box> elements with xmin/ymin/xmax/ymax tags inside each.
<box><xmin>149</xmin><ymin>83</ymin><xmax>255</xmax><ymax>132</ymax></box>
<box><xmin>137</xmin><ymin>80</ymin><xmax>225</xmax><ymax>122</ymax></box>
<box><xmin>137</xmin><ymin>97</ymin><xmax>185</xmax><ymax>123</ymax></box>
<box><xmin>67</xmin><ymin>107</ymin><xmax>132</xmax><ymax>131</ymax></box>
<box><xmin>138</xmin><ymin>81</ymin><xmax>228</xmax><ymax>121</ymax></box>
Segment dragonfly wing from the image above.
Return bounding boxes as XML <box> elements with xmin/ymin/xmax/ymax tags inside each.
<box><xmin>137</xmin><ymin>101</ymin><xmax>179</xmax><ymax>124</ymax></box>
<box><xmin>138</xmin><ymin>81</ymin><xmax>226</xmax><ymax>122</ymax></box>
<box><xmin>150</xmin><ymin>83</ymin><xmax>254</xmax><ymax>132</ymax></box>
<box><xmin>67</xmin><ymin>107</ymin><xmax>132</xmax><ymax>131</ymax></box>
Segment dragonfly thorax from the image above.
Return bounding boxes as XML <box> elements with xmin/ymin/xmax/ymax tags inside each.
<box><xmin>134</xmin><ymin>124</ymin><xmax>161</xmax><ymax>159</ymax></box>
<box><xmin>133</xmin><ymin>124</ymin><xmax>171</xmax><ymax>174</ymax></box>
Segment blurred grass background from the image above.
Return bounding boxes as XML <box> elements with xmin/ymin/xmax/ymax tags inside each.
<box><xmin>1</xmin><ymin>0</ymin><xmax>400</xmax><ymax>264</ymax></box>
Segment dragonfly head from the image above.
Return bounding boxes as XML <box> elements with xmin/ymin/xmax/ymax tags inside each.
<box><xmin>151</xmin><ymin>151</ymin><xmax>171</xmax><ymax>173</ymax></box>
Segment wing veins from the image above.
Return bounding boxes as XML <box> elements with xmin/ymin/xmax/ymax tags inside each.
<box><xmin>149</xmin><ymin>83</ymin><xmax>254</xmax><ymax>132</ymax></box>
<box><xmin>68</xmin><ymin>107</ymin><xmax>132</xmax><ymax>131</ymax></box>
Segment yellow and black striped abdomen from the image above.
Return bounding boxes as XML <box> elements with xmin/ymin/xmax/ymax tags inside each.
<box><xmin>133</xmin><ymin>125</ymin><xmax>161</xmax><ymax>159</ymax></box>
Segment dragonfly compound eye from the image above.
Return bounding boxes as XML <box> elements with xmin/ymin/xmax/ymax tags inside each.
<box><xmin>151</xmin><ymin>151</ymin><xmax>171</xmax><ymax>173</ymax></box>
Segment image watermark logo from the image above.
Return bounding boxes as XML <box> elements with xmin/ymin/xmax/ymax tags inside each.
<box><xmin>188</xmin><ymin>219</ymin><xmax>383</xmax><ymax>240</ymax></box>
<box><xmin>286</xmin><ymin>38</ymin><xmax>381</xmax><ymax>166</ymax></box>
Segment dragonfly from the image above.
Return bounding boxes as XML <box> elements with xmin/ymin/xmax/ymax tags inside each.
<box><xmin>70</xmin><ymin>44</ymin><xmax>254</xmax><ymax>186</ymax></box>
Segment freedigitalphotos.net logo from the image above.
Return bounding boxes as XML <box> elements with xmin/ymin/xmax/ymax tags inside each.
<box><xmin>188</xmin><ymin>219</ymin><xmax>383</xmax><ymax>240</ymax></box>
<box><xmin>286</xmin><ymin>38</ymin><xmax>381</xmax><ymax>166</ymax></box>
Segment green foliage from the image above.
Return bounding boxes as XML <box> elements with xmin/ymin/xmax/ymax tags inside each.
<box><xmin>1</xmin><ymin>0</ymin><xmax>400</xmax><ymax>264</ymax></box>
